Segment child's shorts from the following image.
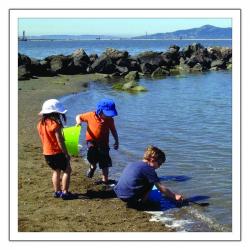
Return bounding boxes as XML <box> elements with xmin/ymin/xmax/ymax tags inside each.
<box><xmin>87</xmin><ymin>143</ymin><xmax>112</xmax><ymax>169</ymax></box>
<box><xmin>44</xmin><ymin>153</ymin><xmax>69</xmax><ymax>171</ymax></box>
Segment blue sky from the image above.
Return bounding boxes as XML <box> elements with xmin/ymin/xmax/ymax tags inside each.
<box><xmin>18</xmin><ymin>18</ymin><xmax>231</xmax><ymax>37</ymax></box>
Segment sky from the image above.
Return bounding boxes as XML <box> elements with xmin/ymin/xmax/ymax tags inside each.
<box><xmin>18</xmin><ymin>18</ymin><xmax>232</xmax><ymax>37</ymax></box>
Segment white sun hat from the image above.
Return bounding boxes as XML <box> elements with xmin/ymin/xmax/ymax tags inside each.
<box><xmin>39</xmin><ymin>99</ymin><xmax>67</xmax><ymax>115</ymax></box>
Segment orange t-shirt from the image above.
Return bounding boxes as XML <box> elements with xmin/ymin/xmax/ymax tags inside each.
<box><xmin>37</xmin><ymin>118</ymin><xmax>63</xmax><ymax>155</ymax></box>
<box><xmin>79</xmin><ymin>111</ymin><xmax>116</xmax><ymax>146</ymax></box>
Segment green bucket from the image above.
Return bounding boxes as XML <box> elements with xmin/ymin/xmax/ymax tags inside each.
<box><xmin>63</xmin><ymin>126</ymin><xmax>81</xmax><ymax>156</ymax></box>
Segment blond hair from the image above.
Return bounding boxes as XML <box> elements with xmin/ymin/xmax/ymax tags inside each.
<box><xmin>143</xmin><ymin>145</ymin><xmax>166</xmax><ymax>164</ymax></box>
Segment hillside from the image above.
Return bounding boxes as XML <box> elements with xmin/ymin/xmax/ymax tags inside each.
<box><xmin>132</xmin><ymin>25</ymin><xmax>232</xmax><ymax>39</ymax></box>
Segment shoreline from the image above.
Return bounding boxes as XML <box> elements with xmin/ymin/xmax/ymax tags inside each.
<box><xmin>18</xmin><ymin>73</ymin><xmax>173</xmax><ymax>232</ymax></box>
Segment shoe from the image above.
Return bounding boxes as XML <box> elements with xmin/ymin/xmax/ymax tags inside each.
<box><xmin>60</xmin><ymin>192</ymin><xmax>77</xmax><ymax>200</ymax></box>
<box><xmin>53</xmin><ymin>191</ymin><xmax>62</xmax><ymax>198</ymax></box>
<box><xmin>94</xmin><ymin>179</ymin><xmax>117</xmax><ymax>185</ymax></box>
<box><xmin>86</xmin><ymin>167</ymin><xmax>96</xmax><ymax>178</ymax></box>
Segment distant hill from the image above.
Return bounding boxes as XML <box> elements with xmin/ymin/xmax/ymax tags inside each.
<box><xmin>132</xmin><ymin>25</ymin><xmax>232</xmax><ymax>39</ymax></box>
<box><xmin>27</xmin><ymin>34</ymin><xmax>120</xmax><ymax>40</ymax></box>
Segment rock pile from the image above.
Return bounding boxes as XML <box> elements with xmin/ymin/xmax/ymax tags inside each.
<box><xmin>18</xmin><ymin>44</ymin><xmax>232</xmax><ymax>81</ymax></box>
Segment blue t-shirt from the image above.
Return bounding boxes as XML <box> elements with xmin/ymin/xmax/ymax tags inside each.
<box><xmin>114</xmin><ymin>161</ymin><xmax>160</xmax><ymax>199</ymax></box>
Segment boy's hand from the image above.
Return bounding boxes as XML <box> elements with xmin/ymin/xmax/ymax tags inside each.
<box><xmin>113</xmin><ymin>142</ymin><xmax>119</xmax><ymax>150</ymax></box>
<box><xmin>175</xmin><ymin>194</ymin><xmax>184</xmax><ymax>202</ymax></box>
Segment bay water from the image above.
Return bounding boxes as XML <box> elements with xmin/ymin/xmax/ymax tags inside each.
<box><xmin>61</xmin><ymin>71</ymin><xmax>232</xmax><ymax>232</ymax></box>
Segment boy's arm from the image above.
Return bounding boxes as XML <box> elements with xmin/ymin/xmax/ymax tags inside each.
<box><xmin>155</xmin><ymin>182</ymin><xmax>183</xmax><ymax>201</ymax></box>
<box><xmin>75</xmin><ymin>114</ymin><xmax>82</xmax><ymax>126</ymax></box>
<box><xmin>110</xmin><ymin>122</ymin><xmax>119</xmax><ymax>150</ymax></box>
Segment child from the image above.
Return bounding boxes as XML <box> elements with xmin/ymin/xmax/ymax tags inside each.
<box><xmin>75</xmin><ymin>98</ymin><xmax>119</xmax><ymax>184</ymax></box>
<box><xmin>37</xmin><ymin>99</ymin><xmax>73</xmax><ymax>200</ymax></box>
<box><xmin>114</xmin><ymin>145</ymin><xmax>183</xmax><ymax>208</ymax></box>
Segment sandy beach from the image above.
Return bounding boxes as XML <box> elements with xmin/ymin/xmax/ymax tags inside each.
<box><xmin>18</xmin><ymin>73</ymin><xmax>173</xmax><ymax>232</ymax></box>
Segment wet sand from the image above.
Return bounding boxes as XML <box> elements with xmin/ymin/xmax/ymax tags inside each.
<box><xmin>18</xmin><ymin>74</ymin><xmax>173</xmax><ymax>232</ymax></box>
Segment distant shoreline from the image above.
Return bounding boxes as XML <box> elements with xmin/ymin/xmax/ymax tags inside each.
<box><xmin>19</xmin><ymin>38</ymin><xmax>232</xmax><ymax>42</ymax></box>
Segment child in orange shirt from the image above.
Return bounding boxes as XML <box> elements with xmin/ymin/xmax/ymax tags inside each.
<box><xmin>37</xmin><ymin>99</ymin><xmax>73</xmax><ymax>200</ymax></box>
<box><xmin>76</xmin><ymin>98</ymin><xmax>119</xmax><ymax>184</ymax></box>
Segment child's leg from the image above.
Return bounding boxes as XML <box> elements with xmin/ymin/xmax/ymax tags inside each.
<box><xmin>86</xmin><ymin>145</ymin><xmax>98</xmax><ymax>178</ymax></box>
<box><xmin>141</xmin><ymin>184</ymin><xmax>154</xmax><ymax>203</ymax></box>
<box><xmin>99</xmin><ymin>147</ymin><xmax>112</xmax><ymax>183</ymax></box>
<box><xmin>52</xmin><ymin>169</ymin><xmax>61</xmax><ymax>192</ymax></box>
<box><xmin>62</xmin><ymin>163</ymin><xmax>72</xmax><ymax>193</ymax></box>
<box><xmin>101</xmin><ymin>167</ymin><xmax>109</xmax><ymax>183</ymax></box>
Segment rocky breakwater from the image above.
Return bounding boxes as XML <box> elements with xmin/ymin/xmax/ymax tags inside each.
<box><xmin>18</xmin><ymin>44</ymin><xmax>232</xmax><ymax>91</ymax></box>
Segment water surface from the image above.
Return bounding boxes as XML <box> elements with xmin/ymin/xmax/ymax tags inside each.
<box><xmin>61</xmin><ymin>71</ymin><xmax>232</xmax><ymax>232</ymax></box>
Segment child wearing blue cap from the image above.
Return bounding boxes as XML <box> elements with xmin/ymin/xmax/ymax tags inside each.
<box><xmin>76</xmin><ymin>98</ymin><xmax>119</xmax><ymax>184</ymax></box>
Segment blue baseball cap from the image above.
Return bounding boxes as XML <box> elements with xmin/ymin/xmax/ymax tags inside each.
<box><xmin>96</xmin><ymin>98</ymin><xmax>118</xmax><ymax>117</ymax></box>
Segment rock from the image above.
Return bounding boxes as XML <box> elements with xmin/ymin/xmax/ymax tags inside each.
<box><xmin>70</xmin><ymin>48</ymin><xmax>90</xmax><ymax>73</ymax></box>
<box><xmin>182</xmin><ymin>43</ymin><xmax>204</xmax><ymax>58</ymax></box>
<box><xmin>151</xmin><ymin>67</ymin><xmax>170</xmax><ymax>78</ymax></box>
<box><xmin>131</xmin><ymin>85</ymin><xmax>147</xmax><ymax>92</ymax></box>
<box><xmin>89</xmin><ymin>54</ymin><xmax>98</xmax><ymax>64</ymax></box>
<box><xmin>191</xmin><ymin>63</ymin><xmax>203</xmax><ymax>72</ymax></box>
<box><xmin>186</xmin><ymin>53</ymin><xmax>211</xmax><ymax>70</ymax></box>
<box><xmin>18</xmin><ymin>65</ymin><xmax>31</xmax><ymax>80</ymax></box>
<box><xmin>226</xmin><ymin>63</ymin><xmax>232</xmax><ymax>70</ymax></box>
<box><xmin>140</xmin><ymin>63</ymin><xmax>157</xmax><ymax>74</ymax></box>
<box><xmin>220</xmin><ymin>47</ymin><xmax>232</xmax><ymax>61</ymax></box>
<box><xmin>30</xmin><ymin>58</ymin><xmax>56</xmax><ymax>76</ymax></box>
<box><xmin>91</xmin><ymin>55</ymin><xmax>116</xmax><ymax>74</ymax></box>
<box><xmin>116</xmin><ymin>58</ymin><xmax>131</xmax><ymax>67</ymax></box>
<box><xmin>104</xmin><ymin>48</ymin><xmax>128</xmax><ymax>61</ymax></box>
<box><xmin>122</xmin><ymin>80</ymin><xmax>138</xmax><ymax>90</ymax></box>
<box><xmin>115</xmin><ymin>65</ymin><xmax>129</xmax><ymax>74</ymax></box>
<box><xmin>211</xmin><ymin>59</ymin><xmax>226</xmax><ymax>69</ymax></box>
<box><xmin>168</xmin><ymin>45</ymin><xmax>180</xmax><ymax>54</ymax></box>
<box><xmin>18</xmin><ymin>53</ymin><xmax>31</xmax><ymax>66</ymax></box>
<box><xmin>124</xmin><ymin>71</ymin><xmax>139</xmax><ymax>81</ymax></box>
<box><xmin>49</xmin><ymin>55</ymin><xmax>71</xmax><ymax>74</ymax></box>
<box><xmin>136</xmin><ymin>51</ymin><xmax>163</xmax><ymax>66</ymax></box>
<box><xmin>72</xmin><ymin>48</ymin><xmax>90</xmax><ymax>63</ymax></box>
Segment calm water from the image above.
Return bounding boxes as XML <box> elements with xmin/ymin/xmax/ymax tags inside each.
<box><xmin>61</xmin><ymin>71</ymin><xmax>232</xmax><ymax>232</ymax></box>
<box><xmin>18</xmin><ymin>39</ymin><xmax>232</xmax><ymax>59</ymax></box>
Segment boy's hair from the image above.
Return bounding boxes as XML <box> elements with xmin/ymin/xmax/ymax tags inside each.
<box><xmin>40</xmin><ymin>112</ymin><xmax>66</xmax><ymax>127</ymax></box>
<box><xmin>143</xmin><ymin>145</ymin><xmax>166</xmax><ymax>164</ymax></box>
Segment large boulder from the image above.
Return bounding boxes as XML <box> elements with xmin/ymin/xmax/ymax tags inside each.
<box><xmin>122</xmin><ymin>80</ymin><xmax>138</xmax><ymax>90</ymax></box>
<box><xmin>29</xmin><ymin>58</ymin><xmax>56</xmax><ymax>76</ymax></box>
<box><xmin>191</xmin><ymin>63</ymin><xmax>203</xmax><ymax>72</ymax></box>
<box><xmin>69</xmin><ymin>48</ymin><xmax>90</xmax><ymax>73</ymax></box>
<box><xmin>151</xmin><ymin>67</ymin><xmax>170</xmax><ymax>78</ymax></box>
<box><xmin>207</xmin><ymin>46</ymin><xmax>231</xmax><ymax>62</ymax></box>
<box><xmin>18</xmin><ymin>53</ymin><xmax>31</xmax><ymax>66</ymax></box>
<box><xmin>90</xmin><ymin>55</ymin><xmax>116</xmax><ymax>74</ymax></box>
<box><xmin>115</xmin><ymin>65</ymin><xmax>129</xmax><ymax>74</ymax></box>
<box><xmin>136</xmin><ymin>51</ymin><xmax>163</xmax><ymax>66</ymax></box>
<box><xmin>124</xmin><ymin>71</ymin><xmax>139</xmax><ymax>81</ymax></box>
<box><xmin>182</xmin><ymin>43</ymin><xmax>204</xmax><ymax>58</ymax></box>
<box><xmin>104</xmin><ymin>48</ymin><xmax>128</xmax><ymax>61</ymax></box>
<box><xmin>140</xmin><ymin>63</ymin><xmax>158</xmax><ymax>74</ymax></box>
<box><xmin>18</xmin><ymin>65</ymin><xmax>31</xmax><ymax>80</ymax></box>
<box><xmin>116</xmin><ymin>58</ymin><xmax>131</xmax><ymax>67</ymax></box>
<box><xmin>18</xmin><ymin>54</ymin><xmax>32</xmax><ymax>80</ymax></box>
<box><xmin>49</xmin><ymin>55</ymin><xmax>71</xmax><ymax>74</ymax></box>
<box><xmin>210</xmin><ymin>59</ymin><xmax>226</xmax><ymax>69</ymax></box>
<box><xmin>89</xmin><ymin>54</ymin><xmax>98</xmax><ymax>64</ymax></box>
<box><xmin>121</xmin><ymin>81</ymin><xmax>147</xmax><ymax>92</ymax></box>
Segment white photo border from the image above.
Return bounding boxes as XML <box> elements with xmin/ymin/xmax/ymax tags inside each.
<box><xmin>9</xmin><ymin>8</ymin><xmax>241</xmax><ymax>241</ymax></box>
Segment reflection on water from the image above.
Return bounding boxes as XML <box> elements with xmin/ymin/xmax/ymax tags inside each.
<box><xmin>61</xmin><ymin>71</ymin><xmax>232</xmax><ymax>231</ymax></box>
